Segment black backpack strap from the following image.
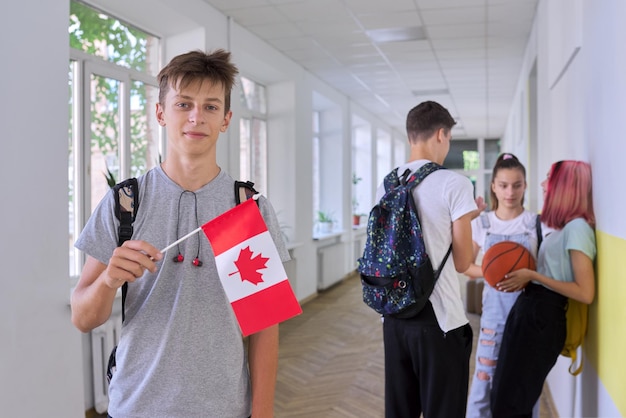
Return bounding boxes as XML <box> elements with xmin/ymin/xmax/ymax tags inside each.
<box><xmin>404</xmin><ymin>162</ymin><xmax>450</xmax><ymax>277</ymax></box>
<box><xmin>406</xmin><ymin>162</ymin><xmax>445</xmax><ymax>188</ymax></box>
<box><xmin>114</xmin><ymin>178</ymin><xmax>139</xmax><ymax>245</ymax></box>
<box><xmin>384</xmin><ymin>162</ymin><xmax>444</xmax><ymax>193</ymax></box>
<box><xmin>434</xmin><ymin>245</ymin><xmax>453</xmax><ymax>279</ymax></box>
<box><xmin>234</xmin><ymin>180</ymin><xmax>259</xmax><ymax>205</ymax></box>
<box><xmin>536</xmin><ymin>214</ymin><xmax>543</xmax><ymax>249</ymax></box>
<box><xmin>113</xmin><ymin>178</ymin><xmax>139</xmax><ymax>323</ymax></box>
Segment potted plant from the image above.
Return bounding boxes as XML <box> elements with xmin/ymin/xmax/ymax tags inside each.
<box><xmin>317</xmin><ymin>210</ymin><xmax>335</xmax><ymax>234</ymax></box>
<box><xmin>104</xmin><ymin>164</ymin><xmax>117</xmax><ymax>188</ymax></box>
<box><xmin>352</xmin><ymin>198</ymin><xmax>362</xmax><ymax>226</ymax></box>
<box><xmin>352</xmin><ymin>173</ymin><xmax>363</xmax><ymax>226</ymax></box>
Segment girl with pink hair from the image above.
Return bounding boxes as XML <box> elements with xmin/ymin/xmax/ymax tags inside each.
<box><xmin>490</xmin><ymin>160</ymin><xmax>596</xmax><ymax>417</ymax></box>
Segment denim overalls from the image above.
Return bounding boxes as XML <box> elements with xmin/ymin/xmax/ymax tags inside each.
<box><xmin>466</xmin><ymin>213</ymin><xmax>540</xmax><ymax>418</ymax></box>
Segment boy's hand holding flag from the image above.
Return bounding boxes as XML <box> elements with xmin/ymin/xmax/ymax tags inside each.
<box><xmin>162</xmin><ymin>198</ymin><xmax>301</xmax><ymax>336</ymax></box>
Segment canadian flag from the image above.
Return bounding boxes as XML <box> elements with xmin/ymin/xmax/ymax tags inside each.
<box><xmin>201</xmin><ymin>198</ymin><xmax>302</xmax><ymax>336</ymax></box>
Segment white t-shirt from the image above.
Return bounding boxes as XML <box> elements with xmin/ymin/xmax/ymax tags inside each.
<box><xmin>376</xmin><ymin>159</ymin><xmax>477</xmax><ymax>332</ymax></box>
<box><xmin>472</xmin><ymin>210</ymin><xmax>540</xmax><ymax>257</ymax></box>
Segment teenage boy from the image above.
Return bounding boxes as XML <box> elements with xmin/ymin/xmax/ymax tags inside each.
<box><xmin>380</xmin><ymin>101</ymin><xmax>479</xmax><ymax>418</ymax></box>
<box><xmin>71</xmin><ymin>49</ymin><xmax>288</xmax><ymax>418</ymax></box>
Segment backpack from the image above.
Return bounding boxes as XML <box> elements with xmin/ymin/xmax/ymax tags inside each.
<box><xmin>358</xmin><ymin>162</ymin><xmax>452</xmax><ymax>318</ymax></box>
<box><xmin>506</xmin><ymin>212</ymin><xmax>585</xmax><ymax>376</ymax></box>
<box><xmin>105</xmin><ymin>177</ymin><xmax>258</xmax><ymax>383</ymax></box>
<box><xmin>561</xmin><ymin>298</ymin><xmax>588</xmax><ymax>375</ymax></box>
<box><xmin>529</xmin><ymin>214</ymin><xmax>585</xmax><ymax>376</ymax></box>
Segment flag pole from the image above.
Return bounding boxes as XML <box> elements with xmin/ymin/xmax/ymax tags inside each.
<box><xmin>159</xmin><ymin>194</ymin><xmax>260</xmax><ymax>254</ymax></box>
<box><xmin>160</xmin><ymin>227</ymin><xmax>202</xmax><ymax>253</ymax></box>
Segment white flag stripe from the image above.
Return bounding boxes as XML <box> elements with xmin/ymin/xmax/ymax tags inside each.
<box><xmin>214</xmin><ymin>230</ymin><xmax>287</xmax><ymax>302</ymax></box>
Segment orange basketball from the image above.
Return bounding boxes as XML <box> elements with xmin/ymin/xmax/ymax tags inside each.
<box><xmin>482</xmin><ymin>241</ymin><xmax>536</xmax><ymax>289</ymax></box>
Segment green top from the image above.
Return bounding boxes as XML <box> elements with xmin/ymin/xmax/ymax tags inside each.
<box><xmin>537</xmin><ymin>218</ymin><xmax>596</xmax><ymax>283</ymax></box>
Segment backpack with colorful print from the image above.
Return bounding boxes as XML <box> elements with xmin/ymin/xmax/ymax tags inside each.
<box><xmin>358</xmin><ymin>162</ymin><xmax>452</xmax><ymax>318</ymax></box>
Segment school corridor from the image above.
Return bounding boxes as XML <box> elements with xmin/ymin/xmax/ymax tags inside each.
<box><xmin>274</xmin><ymin>273</ymin><xmax>556</xmax><ymax>417</ymax></box>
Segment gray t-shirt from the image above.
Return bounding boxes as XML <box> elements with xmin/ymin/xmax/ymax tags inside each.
<box><xmin>537</xmin><ymin>217</ymin><xmax>596</xmax><ymax>283</ymax></box>
<box><xmin>75</xmin><ymin>167</ymin><xmax>289</xmax><ymax>417</ymax></box>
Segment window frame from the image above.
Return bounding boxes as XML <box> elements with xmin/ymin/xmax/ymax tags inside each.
<box><xmin>239</xmin><ymin>75</ymin><xmax>268</xmax><ymax>195</ymax></box>
<box><xmin>448</xmin><ymin>137</ymin><xmax>501</xmax><ymax>208</ymax></box>
<box><xmin>69</xmin><ymin>48</ymin><xmax>162</xmax><ymax>279</ymax></box>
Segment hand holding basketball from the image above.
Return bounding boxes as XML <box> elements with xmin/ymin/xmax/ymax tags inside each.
<box><xmin>482</xmin><ymin>241</ymin><xmax>536</xmax><ymax>289</ymax></box>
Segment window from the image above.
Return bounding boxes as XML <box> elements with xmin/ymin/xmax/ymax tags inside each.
<box><xmin>239</xmin><ymin>76</ymin><xmax>268</xmax><ymax>195</ymax></box>
<box><xmin>446</xmin><ymin>139</ymin><xmax>478</xmax><ymax>170</ymax></box>
<box><xmin>393</xmin><ymin>137</ymin><xmax>406</xmax><ymax>168</ymax></box>
<box><xmin>352</xmin><ymin>115</ymin><xmax>372</xmax><ymax>217</ymax></box>
<box><xmin>312</xmin><ymin>92</ymin><xmax>343</xmax><ymax>237</ymax></box>
<box><xmin>446</xmin><ymin>138</ymin><xmax>500</xmax><ymax>208</ymax></box>
<box><xmin>68</xmin><ymin>0</ymin><xmax>161</xmax><ymax>278</ymax></box>
<box><xmin>312</xmin><ymin>111</ymin><xmax>321</xmax><ymax>223</ymax></box>
<box><xmin>376</xmin><ymin>129</ymin><xmax>392</xmax><ymax>184</ymax></box>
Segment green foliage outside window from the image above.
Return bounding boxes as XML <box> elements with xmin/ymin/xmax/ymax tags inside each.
<box><xmin>69</xmin><ymin>1</ymin><xmax>151</xmax><ymax>73</ymax></box>
<box><xmin>69</xmin><ymin>0</ymin><xmax>158</xmax><ymax>181</ymax></box>
<box><xmin>463</xmin><ymin>150</ymin><xmax>480</xmax><ymax>171</ymax></box>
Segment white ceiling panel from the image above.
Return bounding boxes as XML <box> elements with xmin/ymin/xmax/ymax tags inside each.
<box><xmin>276</xmin><ymin>0</ymin><xmax>352</xmax><ymax>21</ymax></box>
<box><xmin>202</xmin><ymin>0</ymin><xmax>538</xmax><ymax>138</ymax></box>
<box><xmin>268</xmin><ymin>36</ymin><xmax>319</xmax><ymax>51</ymax></box>
<box><xmin>249</xmin><ymin>23</ymin><xmax>302</xmax><ymax>39</ymax></box>
<box><xmin>344</xmin><ymin>0</ymin><xmax>416</xmax><ymax>13</ymax></box>
<box><xmin>426</xmin><ymin>23</ymin><xmax>488</xmax><ymax>39</ymax></box>
<box><xmin>356</xmin><ymin>12</ymin><xmax>425</xmax><ymax>29</ymax></box>
<box><xmin>207</xmin><ymin>0</ymin><xmax>271</xmax><ymax>10</ymax></box>
<box><xmin>417</xmin><ymin>0</ymin><xmax>486</xmax><ymax>9</ymax></box>
<box><xmin>420</xmin><ymin>7</ymin><xmax>486</xmax><ymax>25</ymax></box>
<box><xmin>224</xmin><ymin>6</ymin><xmax>285</xmax><ymax>26</ymax></box>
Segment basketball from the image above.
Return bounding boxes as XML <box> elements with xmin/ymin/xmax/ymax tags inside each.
<box><xmin>481</xmin><ymin>241</ymin><xmax>536</xmax><ymax>289</ymax></box>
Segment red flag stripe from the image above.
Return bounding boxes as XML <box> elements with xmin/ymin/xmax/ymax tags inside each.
<box><xmin>231</xmin><ymin>280</ymin><xmax>303</xmax><ymax>336</ymax></box>
<box><xmin>202</xmin><ymin>199</ymin><xmax>268</xmax><ymax>256</ymax></box>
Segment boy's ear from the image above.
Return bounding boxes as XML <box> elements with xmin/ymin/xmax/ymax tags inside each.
<box><xmin>436</xmin><ymin>127</ymin><xmax>446</xmax><ymax>142</ymax></box>
<box><xmin>156</xmin><ymin>103</ymin><xmax>165</xmax><ymax>126</ymax></box>
<box><xmin>220</xmin><ymin>110</ymin><xmax>233</xmax><ymax>132</ymax></box>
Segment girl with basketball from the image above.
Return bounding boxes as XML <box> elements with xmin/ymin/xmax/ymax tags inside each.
<box><xmin>465</xmin><ymin>153</ymin><xmax>542</xmax><ymax>418</ymax></box>
<box><xmin>490</xmin><ymin>160</ymin><xmax>596</xmax><ymax>417</ymax></box>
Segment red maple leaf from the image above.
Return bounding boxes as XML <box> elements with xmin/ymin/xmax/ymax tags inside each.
<box><xmin>229</xmin><ymin>246</ymin><xmax>269</xmax><ymax>285</ymax></box>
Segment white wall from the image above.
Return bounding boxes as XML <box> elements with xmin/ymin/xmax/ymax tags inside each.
<box><xmin>15</xmin><ymin>0</ymin><xmax>626</xmax><ymax>415</ymax></box>
<box><xmin>501</xmin><ymin>0</ymin><xmax>625</xmax><ymax>416</ymax></box>
<box><xmin>0</xmin><ymin>0</ymin><xmax>406</xmax><ymax>413</ymax></box>
<box><xmin>0</xmin><ymin>1</ymin><xmax>85</xmax><ymax>416</ymax></box>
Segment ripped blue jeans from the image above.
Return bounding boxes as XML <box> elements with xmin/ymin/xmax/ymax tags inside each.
<box><xmin>466</xmin><ymin>231</ymin><xmax>539</xmax><ymax>418</ymax></box>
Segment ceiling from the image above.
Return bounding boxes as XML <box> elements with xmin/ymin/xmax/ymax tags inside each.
<box><xmin>202</xmin><ymin>0</ymin><xmax>538</xmax><ymax>138</ymax></box>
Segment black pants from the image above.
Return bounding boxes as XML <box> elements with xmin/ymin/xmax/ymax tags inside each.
<box><xmin>383</xmin><ymin>302</ymin><xmax>473</xmax><ymax>418</ymax></box>
<box><xmin>491</xmin><ymin>283</ymin><xmax>567</xmax><ymax>418</ymax></box>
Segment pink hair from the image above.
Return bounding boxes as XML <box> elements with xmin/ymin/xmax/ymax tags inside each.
<box><xmin>541</xmin><ymin>161</ymin><xmax>595</xmax><ymax>229</ymax></box>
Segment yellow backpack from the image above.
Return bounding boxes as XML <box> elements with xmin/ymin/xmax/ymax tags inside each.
<box><xmin>560</xmin><ymin>298</ymin><xmax>588</xmax><ymax>375</ymax></box>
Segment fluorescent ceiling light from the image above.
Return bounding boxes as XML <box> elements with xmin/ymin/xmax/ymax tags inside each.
<box><xmin>412</xmin><ymin>88</ymin><xmax>449</xmax><ymax>96</ymax></box>
<box><xmin>366</xmin><ymin>26</ymin><xmax>426</xmax><ymax>43</ymax></box>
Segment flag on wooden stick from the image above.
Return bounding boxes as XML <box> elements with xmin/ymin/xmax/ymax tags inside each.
<box><xmin>201</xmin><ymin>198</ymin><xmax>302</xmax><ymax>336</ymax></box>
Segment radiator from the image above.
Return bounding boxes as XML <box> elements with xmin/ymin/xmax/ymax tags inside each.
<box><xmin>91</xmin><ymin>313</ymin><xmax>122</xmax><ymax>414</ymax></box>
<box><xmin>353</xmin><ymin>235</ymin><xmax>366</xmax><ymax>268</ymax></box>
<box><xmin>317</xmin><ymin>242</ymin><xmax>348</xmax><ymax>290</ymax></box>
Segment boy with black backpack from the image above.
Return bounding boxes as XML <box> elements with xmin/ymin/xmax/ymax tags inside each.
<box><xmin>374</xmin><ymin>101</ymin><xmax>481</xmax><ymax>418</ymax></box>
<box><xmin>70</xmin><ymin>50</ymin><xmax>288</xmax><ymax>418</ymax></box>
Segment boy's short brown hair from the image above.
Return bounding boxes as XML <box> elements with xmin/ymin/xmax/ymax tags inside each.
<box><xmin>406</xmin><ymin>101</ymin><xmax>456</xmax><ymax>142</ymax></box>
<box><xmin>157</xmin><ymin>49</ymin><xmax>239</xmax><ymax>113</ymax></box>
